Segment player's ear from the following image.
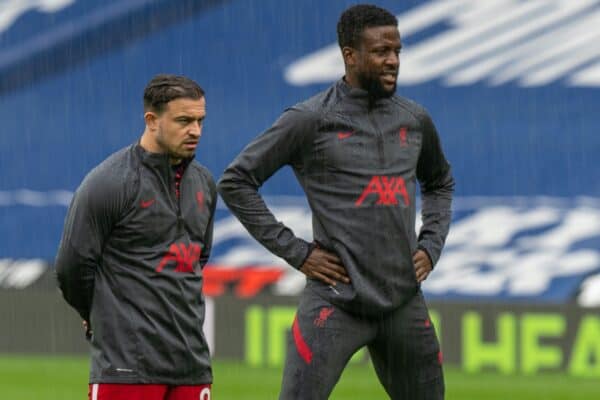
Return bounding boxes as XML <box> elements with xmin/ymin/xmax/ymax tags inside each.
<box><xmin>144</xmin><ymin>111</ymin><xmax>159</xmax><ymax>131</ymax></box>
<box><xmin>342</xmin><ymin>46</ymin><xmax>357</xmax><ymax>67</ymax></box>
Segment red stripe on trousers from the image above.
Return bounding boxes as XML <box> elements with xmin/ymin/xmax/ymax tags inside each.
<box><xmin>292</xmin><ymin>316</ymin><xmax>312</xmax><ymax>364</ymax></box>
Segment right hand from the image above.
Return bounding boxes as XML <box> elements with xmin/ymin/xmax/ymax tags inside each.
<box><xmin>300</xmin><ymin>247</ymin><xmax>350</xmax><ymax>286</ymax></box>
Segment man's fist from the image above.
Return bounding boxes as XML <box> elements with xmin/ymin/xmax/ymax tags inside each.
<box><xmin>82</xmin><ymin>320</ymin><xmax>93</xmax><ymax>341</ymax></box>
<box><xmin>413</xmin><ymin>249</ymin><xmax>433</xmax><ymax>283</ymax></box>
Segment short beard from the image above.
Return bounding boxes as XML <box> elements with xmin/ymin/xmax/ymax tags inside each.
<box><xmin>156</xmin><ymin>127</ymin><xmax>191</xmax><ymax>163</ymax></box>
<box><xmin>357</xmin><ymin>73</ymin><xmax>396</xmax><ymax>101</ymax></box>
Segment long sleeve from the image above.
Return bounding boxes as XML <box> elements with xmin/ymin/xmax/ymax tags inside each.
<box><xmin>416</xmin><ymin>111</ymin><xmax>455</xmax><ymax>266</ymax></box>
<box><xmin>55</xmin><ymin>171</ymin><xmax>123</xmax><ymax>321</ymax></box>
<box><xmin>200</xmin><ymin>181</ymin><xmax>217</xmax><ymax>268</ymax></box>
<box><xmin>217</xmin><ymin>107</ymin><xmax>317</xmax><ymax>269</ymax></box>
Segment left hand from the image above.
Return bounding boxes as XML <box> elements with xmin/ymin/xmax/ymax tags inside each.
<box><xmin>83</xmin><ymin>320</ymin><xmax>93</xmax><ymax>341</ymax></box>
<box><xmin>413</xmin><ymin>249</ymin><xmax>432</xmax><ymax>283</ymax></box>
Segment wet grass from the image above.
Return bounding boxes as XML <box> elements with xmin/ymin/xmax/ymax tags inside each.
<box><xmin>0</xmin><ymin>354</ymin><xmax>597</xmax><ymax>399</ymax></box>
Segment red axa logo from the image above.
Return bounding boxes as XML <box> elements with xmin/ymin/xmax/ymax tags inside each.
<box><xmin>355</xmin><ymin>175</ymin><xmax>410</xmax><ymax>206</ymax></box>
<box><xmin>156</xmin><ymin>243</ymin><xmax>202</xmax><ymax>273</ymax></box>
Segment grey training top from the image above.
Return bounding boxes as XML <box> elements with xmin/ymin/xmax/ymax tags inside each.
<box><xmin>218</xmin><ymin>79</ymin><xmax>454</xmax><ymax>317</ymax></box>
<box><xmin>55</xmin><ymin>144</ymin><xmax>216</xmax><ymax>385</ymax></box>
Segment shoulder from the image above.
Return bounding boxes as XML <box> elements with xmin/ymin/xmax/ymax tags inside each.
<box><xmin>268</xmin><ymin>84</ymin><xmax>338</xmax><ymax>134</ymax></box>
<box><xmin>76</xmin><ymin>145</ymin><xmax>138</xmax><ymax>206</ymax></box>
<box><xmin>390</xmin><ymin>95</ymin><xmax>432</xmax><ymax>124</ymax></box>
<box><xmin>188</xmin><ymin>162</ymin><xmax>217</xmax><ymax>194</ymax></box>
<box><xmin>294</xmin><ymin>83</ymin><xmax>345</xmax><ymax>116</ymax></box>
<box><xmin>282</xmin><ymin>100</ymin><xmax>322</xmax><ymax>126</ymax></box>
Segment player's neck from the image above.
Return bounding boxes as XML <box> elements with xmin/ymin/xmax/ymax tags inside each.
<box><xmin>343</xmin><ymin>74</ymin><xmax>362</xmax><ymax>90</ymax></box>
<box><xmin>140</xmin><ymin>130</ymin><xmax>162</xmax><ymax>154</ymax></box>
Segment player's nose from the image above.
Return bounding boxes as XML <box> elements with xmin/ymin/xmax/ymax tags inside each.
<box><xmin>189</xmin><ymin>122</ymin><xmax>202</xmax><ymax>137</ymax></box>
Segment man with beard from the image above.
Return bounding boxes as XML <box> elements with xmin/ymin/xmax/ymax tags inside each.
<box><xmin>56</xmin><ymin>74</ymin><xmax>215</xmax><ymax>400</ymax></box>
<box><xmin>218</xmin><ymin>4</ymin><xmax>453</xmax><ymax>399</ymax></box>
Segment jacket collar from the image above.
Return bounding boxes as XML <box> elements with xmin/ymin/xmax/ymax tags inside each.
<box><xmin>337</xmin><ymin>77</ymin><xmax>370</xmax><ymax>99</ymax></box>
<box><xmin>134</xmin><ymin>143</ymin><xmax>194</xmax><ymax>175</ymax></box>
<box><xmin>336</xmin><ymin>77</ymin><xmax>395</xmax><ymax>109</ymax></box>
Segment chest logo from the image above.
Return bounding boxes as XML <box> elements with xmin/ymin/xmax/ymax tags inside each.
<box><xmin>337</xmin><ymin>131</ymin><xmax>353</xmax><ymax>140</ymax></box>
<box><xmin>355</xmin><ymin>176</ymin><xmax>410</xmax><ymax>207</ymax></box>
<box><xmin>140</xmin><ymin>199</ymin><xmax>155</xmax><ymax>208</ymax></box>
<box><xmin>156</xmin><ymin>243</ymin><xmax>202</xmax><ymax>273</ymax></box>
<box><xmin>196</xmin><ymin>191</ymin><xmax>205</xmax><ymax>211</ymax></box>
<box><xmin>399</xmin><ymin>127</ymin><xmax>408</xmax><ymax>147</ymax></box>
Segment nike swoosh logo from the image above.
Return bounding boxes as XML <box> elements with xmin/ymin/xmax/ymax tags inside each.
<box><xmin>140</xmin><ymin>199</ymin><xmax>155</xmax><ymax>208</ymax></box>
<box><xmin>337</xmin><ymin>131</ymin><xmax>353</xmax><ymax>139</ymax></box>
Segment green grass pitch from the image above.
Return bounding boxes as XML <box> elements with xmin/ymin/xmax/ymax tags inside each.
<box><xmin>0</xmin><ymin>355</ymin><xmax>597</xmax><ymax>399</ymax></box>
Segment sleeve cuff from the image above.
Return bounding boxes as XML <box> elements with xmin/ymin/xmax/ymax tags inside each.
<box><xmin>299</xmin><ymin>241</ymin><xmax>318</xmax><ymax>269</ymax></box>
<box><xmin>417</xmin><ymin>244</ymin><xmax>435</xmax><ymax>268</ymax></box>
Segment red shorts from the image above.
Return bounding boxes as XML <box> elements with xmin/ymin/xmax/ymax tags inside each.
<box><xmin>88</xmin><ymin>383</ymin><xmax>211</xmax><ymax>400</ymax></box>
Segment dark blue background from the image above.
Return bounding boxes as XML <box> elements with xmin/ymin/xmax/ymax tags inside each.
<box><xmin>0</xmin><ymin>0</ymin><xmax>598</xmax><ymax>259</ymax></box>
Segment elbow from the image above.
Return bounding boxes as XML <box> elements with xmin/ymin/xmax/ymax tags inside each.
<box><xmin>54</xmin><ymin>265</ymin><xmax>73</xmax><ymax>304</ymax></box>
<box><xmin>216</xmin><ymin>176</ymin><xmax>235</xmax><ymax>203</ymax></box>
<box><xmin>217</xmin><ymin>169</ymin><xmax>259</xmax><ymax>200</ymax></box>
<box><xmin>216</xmin><ymin>176</ymin><xmax>229</xmax><ymax>196</ymax></box>
<box><xmin>54</xmin><ymin>257</ymin><xmax>73</xmax><ymax>293</ymax></box>
<box><xmin>438</xmin><ymin>167</ymin><xmax>455</xmax><ymax>190</ymax></box>
<box><xmin>55</xmin><ymin>266</ymin><xmax>66</xmax><ymax>286</ymax></box>
<box><xmin>422</xmin><ymin>178</ymin><xmax>454</xmax><ymax>196</ymax></box>
<box><xmin>425</xmin><ymin>169</ymin><xmax>455</xmax><ymax>195</ymax></box>
<box><xmin>54</xmin><ymin>255</ymin><xmax>68</xmax><ymax>285</ymax></box>
<box><xmin>444</xmin><ymin>174</ymin><xmax>456</xmax><ymax>194</ymax></box>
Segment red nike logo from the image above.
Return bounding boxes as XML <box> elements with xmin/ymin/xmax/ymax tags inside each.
<box><xmin>337</xmin><ymin>131</ymin><xmax>353</xmax><ymax>139</ymax></box>
<box><xmin>140</xmin><ymin>199</ymin><xmax>155</xmax><ymax>208</ymax></box>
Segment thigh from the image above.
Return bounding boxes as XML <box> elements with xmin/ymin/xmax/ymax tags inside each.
<box><xmin>279</xmin><ymin>289</ymin><xmax>375</xmax><ymax>400</ymax></box>
<box><xmin>368</xmin><ymin>291</ymin><xmax>444</xmax><ymax>400</ymax></box>
<box><xmin>89</xmin><ymin>384</ymin><xmax>168</xmax><ymax>400</ymax></box>
<box><xmin>166</xmin><ymin>384</ymin><xmax>211</xmax><ymax>400</ymax></box>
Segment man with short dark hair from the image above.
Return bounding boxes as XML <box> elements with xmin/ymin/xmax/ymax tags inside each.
<box><xmin>218</xmin><ymin>4</ymin><xmax>453</xmax><ymax>399</ymax></box>
<box><xmin>56</xmin><ymin>74</ymin><xmax>215</xmax><ymax>400</ymax></box>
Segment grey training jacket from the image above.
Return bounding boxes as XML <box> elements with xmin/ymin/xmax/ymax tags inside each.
<box><xmin>218</xmin><ymin>79</ymin><xmax>454</xmax><ymax>317</ymax></box>
<box><xmin>55</xmin><ymin>144</ymin><xmax>216</xmax><ymax>384</ymax></box>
